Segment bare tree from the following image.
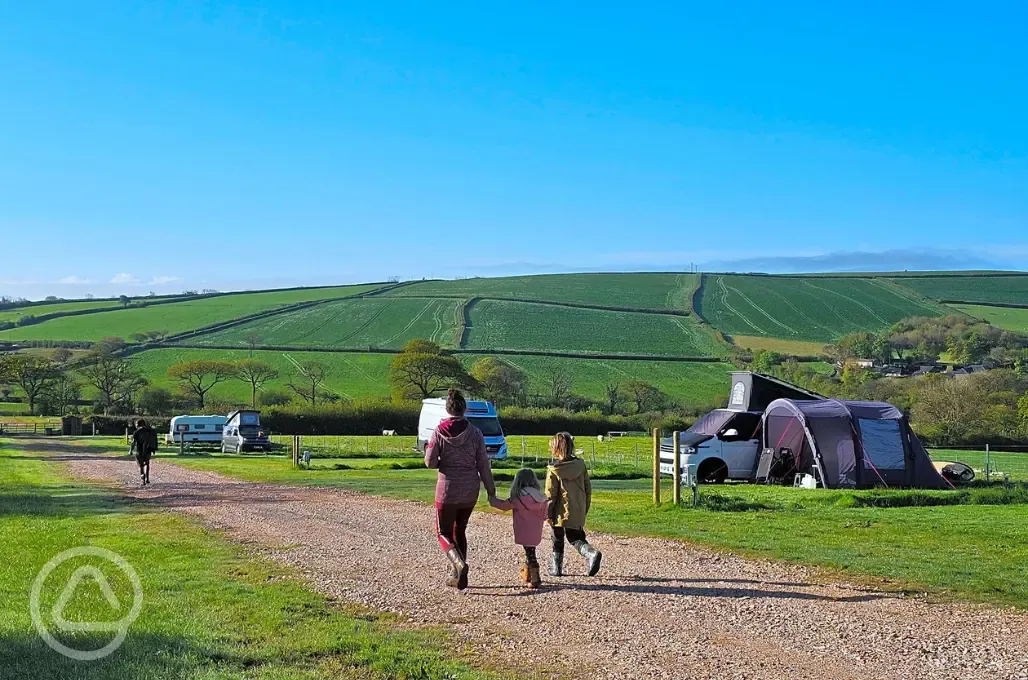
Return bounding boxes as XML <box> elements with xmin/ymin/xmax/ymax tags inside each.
<box><xmin>168</xmin><ymin>360</ymin><xmax>235</xmax><ymax>409</ymax></box>
<box><xmin>245</xmin><ymin>333</ymin><xmax>262</xmax><ymax>358</ymax></box>
<box><xmin>288</xmin><ymin>361</ymin><xmax>329</xmax><ymax>406</ymax></box>
<box><xmin>548</xmin><ymin>365</ymin><xmax>573</xmax><ymax>406</ymax></box>
<box><xmin>234</xmin><ymin>359</ymin><xmax>279</xmax><ymax>408</ymax></box>
<box><xmin>604</xmin><ymin>381</ymin><xmax>622</xmax><ymax>415</ymax></box>
<box><xmin>79</xmin><ymin>349</ymin><xmax>146</xmax><ymax>415</ymax></box>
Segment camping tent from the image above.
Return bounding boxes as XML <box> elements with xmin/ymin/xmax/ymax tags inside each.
<box><xmin>761</xmin><ymin>398</ymin><xmax>950</xmax><ymax>489</ymax></box>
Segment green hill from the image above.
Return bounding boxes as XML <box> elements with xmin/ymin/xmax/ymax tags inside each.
<box><xmin>381</xmin><ymin>273</ymin><xmax>699</xmax><ymax>310</ymax></box>
<box><xmin>464</xmin><ymin>299</ymin><xmax>723</xmax><ymax>357</ymax></box>
<box><xmin>0</xmin><ymin>284</ymin><xmax>384</xmax><ymax>342</ymax></box>
<box><xmin>697</xmin><ymin>274</ymin><xmax>944</xmax><ymax>343</ymax></box>
<box><xmin>889</xmin><ymin>275</ymin><xmax>1028</xmax><ymax>305</ymax></box>
<box><xmin>129</xmin><ymin>347</ymin><xmax>736</xmax><ymax>408</ymax></box>
<box><xmin>193</xmin><ymin>297</ymin><xmax>464</xmax><ymax>350</ymax></box>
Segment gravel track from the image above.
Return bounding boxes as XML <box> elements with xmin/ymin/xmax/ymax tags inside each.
<box><xmin>51</xmin><ymin>445</ymin><xmax>1028</xmax><ymax>680</ymax></box>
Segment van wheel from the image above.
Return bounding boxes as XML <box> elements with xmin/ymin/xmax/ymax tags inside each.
<box><xmin>220</xmin><ymin>442</ymin><xmax>226</xmax><ymax>454</ymax></box>
<box><xmin>698</xmin><ymin>459</ymin><xmax>729</xmax><ymax>484</ymax></box>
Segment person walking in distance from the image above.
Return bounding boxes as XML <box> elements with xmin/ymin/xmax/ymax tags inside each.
<box><xmin>130</xmin><ymin>418</ymin><xmax>158</xmax><ymax>486</ymax></box>
<box><xmin>546</xmin><ymin>431</ymin><xmax>602</xmax><ymax>577</ymax></box>
<box><xmin>425</xmin><ymin>389</ymin><xmax>498</xmax><ymax>590</ymax></box>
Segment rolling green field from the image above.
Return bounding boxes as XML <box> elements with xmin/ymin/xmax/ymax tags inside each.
<box><xmin>465</xmin><ymin>299</ymin><xmax>724</xmax><ymax>357</ymax></box>
<box><xmin>195</xmin><ymin>297</ymin><xmax>464</xmax><ymax>350</ymax></box>
<box><xmin>0</xmin><ymin>299</ymin><xmax>133</xmax><ymax>324</ymax></box>
<box><xmin>0</xmin><ymin>285</ymin><xmax>384</xmax><ymax>342</ymax></box>
<box><xmin>0</xmin><ymin>439</ymin><xmax>498</xmax><ymax>679</ymax></box>
<box><xmin>951</xmin><ymin>304</ymin><xmax>1028</xmax><ymax>332</ymax></box>
<box><xmin>383</xmin><ymin>273</ymin><xmax>699</xmax><ymax>310</ymax></box>
<box><xmin>892</xmin><ymin>275</ymin><xmax>1028</xmax><ymax>305</ymax></box>
<box><xmin>128</xmin><ymin>347</ymin><xmax>736</xmax><ymax>407</ymax></box>
<box><xmin>130</xmin><ymin>348</ymin><xmax>395</xmax><ymax>402</ymax></box>
<box><xmin>698</xmin><ymin>275</ymin><xmax>943</xmax><ymax>342</ymax></box>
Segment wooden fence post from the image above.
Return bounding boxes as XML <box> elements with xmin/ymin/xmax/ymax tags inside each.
<box><xmin>652</xmin><ymin>428</ymin><xmax>661</xmax><ymax>506</ymax></box>
<box><xmin>672</xmin><ymin>430</ymin><xmax>682</xmax><ymax>505</ymax></box>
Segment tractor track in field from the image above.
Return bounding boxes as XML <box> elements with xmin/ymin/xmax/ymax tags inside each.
<box><xmin>39</xmin><ymin>441</ymin><xmax>1028</xmax><ymax>680</ymax></box>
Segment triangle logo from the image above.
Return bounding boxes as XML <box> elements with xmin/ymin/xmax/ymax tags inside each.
<box><xmin>51</xmin><ymin>566</ymin><xmax>124</xmax><ymax>633</ymax></box>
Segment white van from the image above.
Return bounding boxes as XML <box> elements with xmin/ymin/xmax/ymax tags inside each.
<box><xmin>167</xmin><ymin>415</ymin><xmax>228</xmax><ymax>445</ymax></box>
<box><xmin>417</xmin><ymin>398</ymin><xmax>507</xmax><ymax>459</ymax></box>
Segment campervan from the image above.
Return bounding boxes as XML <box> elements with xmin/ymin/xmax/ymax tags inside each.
<box><xmin>221</xmin><ymin>409</ymin><xmax>271</xmax><ymax>453</ymax></box>
<box><xmin>417</xmin><ymin>398</ymin><xmax>507</xmax><ymax>459</ymax></box>
<box><xmin>167</xmin><ymin>415</ymin><xmax>228</xmax><ymax>445</ymax></box>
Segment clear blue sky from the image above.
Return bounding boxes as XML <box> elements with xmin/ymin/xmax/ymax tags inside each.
<box><xmin>1</xmin><ymin>1</ymin><xmax>1026</xmax><ymax>298</ymax></box>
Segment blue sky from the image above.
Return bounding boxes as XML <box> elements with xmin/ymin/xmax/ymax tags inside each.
<box><xmin>1</xmin><ymin>1</ymin><xmax>1026</xmax><ymax>298</ymax></box>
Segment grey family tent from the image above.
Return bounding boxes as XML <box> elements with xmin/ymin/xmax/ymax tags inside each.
<box><xmin>761</xmin><ymin>398</ymin><xmax>951</xmax><ymax>489</ymax></box>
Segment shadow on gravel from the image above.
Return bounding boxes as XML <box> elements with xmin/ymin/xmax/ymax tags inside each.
<box><xmin>469</xmin><ymin>577</ymin><xmax>888</xmax><ymax>603</ymax></box>
<box><xmin>590</xmin><ymin>575</ymin><xmax>813</xmax><ymax>588</ymax></box>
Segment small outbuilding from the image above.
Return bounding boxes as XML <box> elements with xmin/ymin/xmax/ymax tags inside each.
<box><xmin>761</xmin><ymin>398</ymin><xmax>950</xmax><ymax>489</ymax></box>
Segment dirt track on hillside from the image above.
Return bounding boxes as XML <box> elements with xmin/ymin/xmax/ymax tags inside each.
<box><xmin>43</xmin><ymin>443</ymin><xmax>1028</xmax><ymax>680</ymax></box>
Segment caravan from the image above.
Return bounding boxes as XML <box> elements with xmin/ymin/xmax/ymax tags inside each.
<box><xmin>167</xmin><ymin>415</ymin><xmax>228</xmax><ymax>445</ymax></box>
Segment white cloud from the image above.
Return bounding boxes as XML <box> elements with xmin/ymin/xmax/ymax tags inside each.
<box><xmin>110</xmin><ymin>272</ymin><xmax>141</xmax><ymax>285</ymax></box>
<box><xmin>57</xmin><ymin>276</ymin><xmax>93</xmax><ymax>285</ymax></box>
<box><xmin>148</xmin><ymin>275</ymin><xmax>180</xmax><ymax>285</ymax></box>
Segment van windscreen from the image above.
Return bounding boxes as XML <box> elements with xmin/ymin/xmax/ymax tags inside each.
<box><xmin>468</xmin><ymin>417</ymin><xmax>503</xmax><ymax>437</ymax></box>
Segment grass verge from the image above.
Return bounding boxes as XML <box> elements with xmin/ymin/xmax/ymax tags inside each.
<box><xmin>0</xmin><ymin>438</ymin><xmax>504</xmax><ymax>679</ymax></box>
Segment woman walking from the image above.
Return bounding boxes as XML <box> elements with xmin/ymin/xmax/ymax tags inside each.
<box><xmin>425</xmin><ymin>389</ymin><xmax>497</xmax><ymax>590</ymax></box>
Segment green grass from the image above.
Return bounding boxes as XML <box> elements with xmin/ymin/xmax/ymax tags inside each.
<box><xmin>465</xmin><ymin>300</ymin><xmax>725</xmax><ymax>357</ymax></box>
<box><xmin>129</xmin><ymin>347</ymin><xmax>737</xmax><ymax>408</ymax></box>
<box><xmin>0</xmin><ymin>300</ymin><xmax>136</xmax><ymax>324</ymax></box>
<box><xmin>951</xmin><ymin>303</ymin><xmax>1028</xmax><ymax>332</ymax></box>
<box><xmin>892</xmin><ymin>275</ymin><xmax>1028</xmax><ymax>305</ymax></box>
<box><xmin>135</xmin><ymin>443</ymin><xmax>1028</xmax><ymax>609</ymax></box>
<box><xmin>130</xmin><ymin>348</ymin><xmax>396</xmax><ymax>402</ymax></box>
<box><xmin>0</xmin><ymin>439</ymin><xmax>503</xmax><ymax>679</ymax></box>
<box><xmin>0</xmin><ymin>285</ymin><xmax>384</xmax><ymax>342</ymax></box>
<box><xmin>195</xmin><ymin>297</ymin><xmax>464</xmax><ymax>350</ymax></box>
<box><xmin>698</xmin><ymin>275</ymin><xmax>943</xmax><ymax>342</ymax></box>
<box><xmin>931</xmin><ymin>448</ymin><xmax>1028</xmax><ymax>481</ymax></box>
<box><xmin>383</xmin><ymin>274</ymin><xmax>699</xmax><ymax>310</ymax></box>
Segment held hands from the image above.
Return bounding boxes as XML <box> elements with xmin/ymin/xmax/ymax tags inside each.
<box><xmin>487</xmin><ymin>494</ymin><xmax>503</xmax><ymax>509</ymax></box>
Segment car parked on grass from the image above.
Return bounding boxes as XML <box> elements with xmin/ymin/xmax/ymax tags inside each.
<box><xmin>659</xmin><ymin>409</ymin><xmax>762</xmax><ymax>483</ymax></box>
<box><xmin>221</xmin><ymin>409</ymin><xmax>271</xmax><ymax>453</ymax></box>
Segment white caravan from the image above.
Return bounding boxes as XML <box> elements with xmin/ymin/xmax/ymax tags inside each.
<box><xmin>166</xmin><ymin>415</ymin><xmax>228</xmax><ymax>445</ymax></box>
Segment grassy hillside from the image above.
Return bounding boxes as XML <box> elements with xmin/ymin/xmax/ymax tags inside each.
<box><xmin>129</xmin><ymin>347</ymin><xmax>736</xmax><ymax>408</ymax></box>
<box><xmin>195</xmin><ymin>297</ymin><xmax>464</xmax><ymax>350</ymax></box>
<box><xmin>891</xmin><ymin>275</ymin><xmax>1028</xmax><ymax>305</ymax></box>
<box><xmin>131</xmin><ymin>348</ymin><xmax>396</xmax><ymax>402</ymax></box>
<box><xmin>0</xmin><ymin>299</ymin><xmax>131</xmax><ymax>324</ymax></box>
<box><xmin>383</xmin><ymin>273</ymin><xmax>699</xmax><ymax>310</ymax></box>
<box><xmin>952</xmin><ymin>304</ymin><xmax>1028</xmax><ymax>332</ymax></box>
<box><xmin>697</xmin><ymin>275</ymin><xmax>943</xmax><ymax>343</ymax></box>
<box><xmin>465</xmin><ymin>299</ymin><xmax>724</xmax><ymax>357</ymax></box>
<box><xmin>0</xmin><ymin>284</ymin><xmax>383</xmax><ymax>342</ymax></box>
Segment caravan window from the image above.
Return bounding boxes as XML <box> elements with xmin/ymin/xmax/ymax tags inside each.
<box><xmin>857</xmin><ymin>419</ymin><xmax>906</xmax><ymax>471</ymax></box>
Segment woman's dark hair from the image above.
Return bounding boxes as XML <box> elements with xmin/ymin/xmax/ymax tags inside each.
<box><xmin>136</xmin><ymin>419</ymin><xmax>148</xmax><ymax>428</ymax></box>
<box><xmin>445</xmin><ymin>388</ymin><xmax>467</xmax><ymax>416</ymax></box>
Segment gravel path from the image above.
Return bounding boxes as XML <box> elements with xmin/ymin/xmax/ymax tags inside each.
<box><xmin>53</xmin><ymin>446</ymin><xmax>1028</xmax><ymax>680</ymax></box>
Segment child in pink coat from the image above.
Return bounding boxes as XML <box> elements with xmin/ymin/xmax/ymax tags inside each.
<box><xmin>490</xmin><ymin>468</ymin><xmax>549</xmax><ymax>588</ymax></box>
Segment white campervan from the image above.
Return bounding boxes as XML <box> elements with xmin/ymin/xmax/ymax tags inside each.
<box><xmin>167</xmin><ymin>415</ymin><xmax>228</xmax><ymax>445</ymax></box>
<box><xmin>417</xmin><ymin>398</ymin><xmax>507</xmax><ymax>459</ymax></box>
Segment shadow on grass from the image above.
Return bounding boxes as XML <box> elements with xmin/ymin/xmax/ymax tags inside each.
<box><xmin>0</xmin><ymin>486</ymin><xmax>124</xmax><ymax>518</ymax></box>
<box><xmin>0</xmin><ymin>632</ymin><xmax>266</xmax><ymax>679</ymax></box>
